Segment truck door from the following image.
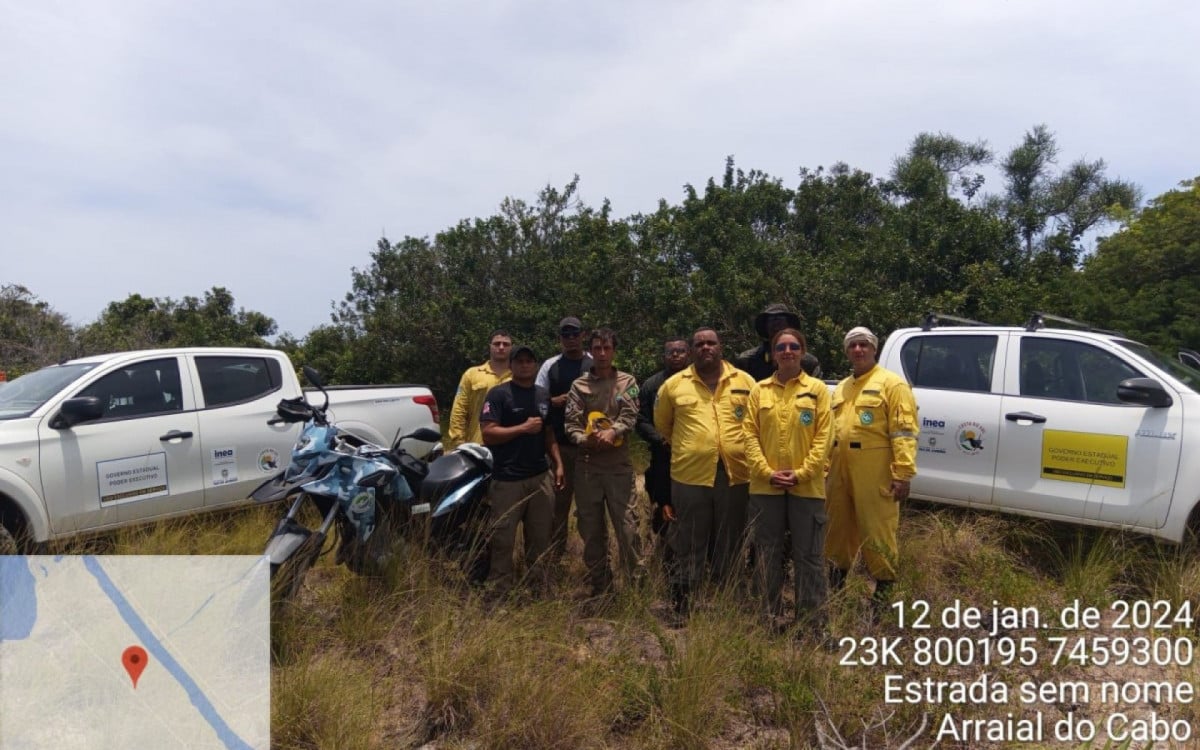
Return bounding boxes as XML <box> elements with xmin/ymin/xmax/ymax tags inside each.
<box><xmin>897</xmin><ymin>333</ymin><xmax>1004</xmax><ymax>507</ymax></box>
<box><xmin>37</xmin><ymin>356</ymin><xmax>205</xmax><ymax>534</ymax></box>
<box><xmin>993</xmin><ymin>334</ymin><xmax>1183</xmax><ymax>528</ymax></box>
<box><xmin>190</xmin><ymin>354</ymin><xmax>300</xmax><ymax>507</ymax></box>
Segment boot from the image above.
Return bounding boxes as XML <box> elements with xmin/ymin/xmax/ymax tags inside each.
<box><xmin>669</xmin><ymin>583</ymin><xmax>691</xmax><ymax>626</ymax></box>
<box><xmin>829</xmin><ymin>567</ymin><xmax>847</xmax><ymax>592</ymax></box>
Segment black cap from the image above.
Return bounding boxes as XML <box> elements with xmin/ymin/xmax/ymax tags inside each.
<box><xmin>510</xmin><ymin>344</ymin><xmax>538</xmax><ymax>361</ymax></box>
<box><xmin>558</xmin><ymin>316</ymin><xmax>582</xmax><ymax>333</ymax></box>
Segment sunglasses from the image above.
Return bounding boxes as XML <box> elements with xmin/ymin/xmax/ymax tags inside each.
<box><xmin>774</xmin><ymin>342</ymin><xmax>803</xmax><ymax>352</ymax></box>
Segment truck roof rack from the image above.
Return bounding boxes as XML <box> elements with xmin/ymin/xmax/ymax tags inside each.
<box><xmin>1024</xmin><ymin>311</ymin><xmax>1123</xmax><ymax>336</ymax></box>
<box><xmin>921</xmin><ymin>312</ymin><xmax>990</xmax><ymax>331</ymax></box>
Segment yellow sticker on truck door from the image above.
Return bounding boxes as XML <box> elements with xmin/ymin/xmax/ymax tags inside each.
<box><xmin>1040</xmin><ymin>430</ymin><xmax>1128</xmax><ymax>488</ymax></box>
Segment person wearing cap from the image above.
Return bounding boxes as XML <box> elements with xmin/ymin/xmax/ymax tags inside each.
<box><xmin>634</xmin><ymin>337</ymin><xmax>691</xmax><ymax>555</ymax></box>
<box><xmin>743</xmin><ymin>328</ymin><xmax>834</xmax><ymax>632</ymax></box>
<box><xmin>446</xmin><ymin>330</ymin><xmax>513</xmax><ymax>451</ymax></box>
<box><xmin>480</xmin><ymin>344</ymin><xmax>565</xmax><ymax>593</ymax></box>
<box><xmin>736</xmin><ymin>303</ymin><xmax>803</xmax><ymax>382</ymax></box>
<box><xmin>825</xmin><ymin>326</ymin><xmax>919</xmax><ymax>614</ymax></box>
<box><xmin>535</xmin><ymin>316</ymin><xmax>594</xmax><ymax>560</ymax></box>
<box><xmin>654</xmin><ymin>327</ymin><xmax>756</xmax><ymax>618</ymax></box>
<box><xmin>564</xmin><ymin>327</ymin><xmax>644</xmax><ymax>595</ymax></box>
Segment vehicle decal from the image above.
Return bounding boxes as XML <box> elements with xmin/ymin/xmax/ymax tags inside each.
<box><xmin>210</xmin><ymin>447</ymin><xmax>239</xmax><ymax>487</ymax></box>
<box><xmin>1135</xmin><ymin>429</ymin><xmax>1177</xmax><ymax>440</ymax></box>
<box><xmin>97</xmin><ymin>453</ymin><xmax>169</xmax><ymax>505</ymax></box>
<box><xmin>1040</xmin><ymin>430</ymin><xmax>1128</xmax><ymax>488</ymax></box>
<box><xmin>918</xmin><ymin>417</ymin><xmax>948</xmax><ymax>454</ymax></box>
<box><xmin>258</xmin><ymin>448</ymin><xmax>280</xmax><ymax>472</ymax></box>
<box><xmin>955</xmin><ymin>422</ymin><xmax>986</xmax><ymax>455</ymax></box>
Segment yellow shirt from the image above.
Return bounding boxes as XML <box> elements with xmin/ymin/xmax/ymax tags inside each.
<box><xmin>654</xmin><ymin>362</ymin><xmax>756</xmax><ymax>487</ymax></box>
<box><xmin>447</xmin><ymin>362</ymin><xmax>511</xmax><ymax>450</ymax></box>
<box><xmin>830</xmin><ymin>364</ymin><xmax>919</xmax><ymax>480</ymax></box>
<box><xmin>743</xmin><ymin>371</ymin><xmax>834</xmax><ymax>497</ymax></box>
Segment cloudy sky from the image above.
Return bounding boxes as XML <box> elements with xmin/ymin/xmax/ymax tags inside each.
<box><xmin>4</xmin><ymin>0</ymin><xmax>1197</xmax><ymax>337</ymax></box>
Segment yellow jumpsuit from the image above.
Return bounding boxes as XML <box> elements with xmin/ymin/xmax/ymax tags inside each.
<box><xmin>825</xmin><ymin>364</ymin><xmax>918</xmax><ymax>581</ymax></box>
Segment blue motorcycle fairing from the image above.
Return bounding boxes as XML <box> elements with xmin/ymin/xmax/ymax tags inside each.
<box><xmin>301</xmin><ymin>453</ymin><xmax>413</xmax><ymax>543</ymax></box>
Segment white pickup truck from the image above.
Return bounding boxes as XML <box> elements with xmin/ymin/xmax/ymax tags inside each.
<box><xmin>0</xmin><ymin>347</ymin><xmax>439</xmax><ymax>551</ymax></box>
<box><xmin>879</xmin><ymin>315</ymin><xmax>1200</xmax><ymax>542</ymax></box>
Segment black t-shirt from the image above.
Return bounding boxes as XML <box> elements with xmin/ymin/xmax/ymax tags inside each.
<box><xmin>480</xmin><ymin>382</ymin><xmax>551</xmax><ymax>481</ymax></box>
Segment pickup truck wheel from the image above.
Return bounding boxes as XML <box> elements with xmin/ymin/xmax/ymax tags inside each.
<box><xmin>0</xmin><ymin>524</ymin><xmax>17</xmax><ymax>555</ymax></box>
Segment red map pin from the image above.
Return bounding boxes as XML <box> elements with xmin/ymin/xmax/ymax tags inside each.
<box><xmin>122</xmin><ymin>645</ymin><xmax>149</xmax><ymax>688</ymax></box>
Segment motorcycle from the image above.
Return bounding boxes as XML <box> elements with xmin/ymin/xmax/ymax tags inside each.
<box><xmin>412</xmin><ymin>442</ymin><xmax>494</xmax><ymax>583</ymax></box>
<box><xmin>251</xmin><ymin>365</ymin><xmax>440</xmax><ymax>602</ymax></box>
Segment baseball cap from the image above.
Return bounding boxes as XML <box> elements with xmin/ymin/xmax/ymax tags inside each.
<box><xmin>510</xmin><ymin>344</ymin><xmax>538</xmax><ymax>361</ymax></box>
<box><xmin>558</xmin><ymin>316</ymin><xmax>583</xmax><ymax>333</ymax></box>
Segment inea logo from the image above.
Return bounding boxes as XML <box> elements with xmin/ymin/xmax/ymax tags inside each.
<box><xmin>922</xmin><ymin>417</ymin><xmax>945</xmax><ymax>429</ymax></box>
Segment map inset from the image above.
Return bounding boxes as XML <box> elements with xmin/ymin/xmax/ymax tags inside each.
<box><xmin>0</xmin><ymin>555</ymin><xmax>269</xmax><ymax>749</ymax></box>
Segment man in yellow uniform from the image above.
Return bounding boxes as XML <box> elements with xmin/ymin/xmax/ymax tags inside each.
<box><xmin>825</xmin><ymin>326</ymin><xmax>919</xmax><ymax>612</ymax></box>
<box><xmin>446</xmin><ymin>330</ymin><xmax>513</xmax><ymax>451</ymax></box>
<box><xmin>654</xmin><ymin>327</ymin><xmax>756</xmax><ymax>618</ymax></box>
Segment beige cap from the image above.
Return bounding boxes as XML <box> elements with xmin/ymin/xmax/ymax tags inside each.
<box><xmin>843</xmin><ymin>326</ymin><xmax>878</xmax><ymax>348</ymax></box>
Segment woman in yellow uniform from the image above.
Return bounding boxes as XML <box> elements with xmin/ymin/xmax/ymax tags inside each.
<box><xmin>743</xmin><ymin>328</ymin><xmax>833</xmax><ymax>631</ymax></box>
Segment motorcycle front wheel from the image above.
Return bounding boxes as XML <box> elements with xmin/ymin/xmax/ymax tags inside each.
<box><xmin>269</xmin><ymin>530</ymin><xmax>324</xmax><ymax>605</ymax></box>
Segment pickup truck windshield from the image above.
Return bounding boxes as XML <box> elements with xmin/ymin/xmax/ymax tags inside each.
<box><xmin>1117</xmin><ymin>341</ymin><xmax>1200</xmax><ymax>394</ymax></box>
<box><xmin>0</xmin><ymin>363</ymin><xmax>100</xmax><ymax>420</ymax></box>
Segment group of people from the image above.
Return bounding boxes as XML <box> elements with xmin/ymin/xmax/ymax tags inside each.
<box><xmin>445</xmin><ymin>305</ymin><xmax>919</xmax><ymax>634</ymax></box>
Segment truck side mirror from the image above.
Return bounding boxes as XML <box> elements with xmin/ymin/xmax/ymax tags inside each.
<box><xmin>53</xmin><ymin>396</ymin><xmax>105</xmax><ymax>429</ymax></box>
<box><xmin>1116</xmin><ymin>378</ymin><xmax>1173</xmax><ymax>408</ymax></box>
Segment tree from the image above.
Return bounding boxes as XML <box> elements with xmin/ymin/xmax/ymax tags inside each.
<box><xmin>891</xmin><ymin>132</ymin><xmax>993</xmax><ymax>201</ymax></box>
<box><xmin>1001</xmin><ymin>124</ymin><xmax>1140</xmax><ymax>263</ymax></box>
<box><xmin>76</xmin><ymin>287</ymin><xmax>277</xmax><ymax>354</ymax></box>
<box><xmin>0</xmin><ymin>284</ymin><xmax>74</xmax><ymax>376</ymax></box>
<box><xmin>1075</xmin><ymin>177</ymin><xmax>1200</xmax><ymax>351</ymax></box>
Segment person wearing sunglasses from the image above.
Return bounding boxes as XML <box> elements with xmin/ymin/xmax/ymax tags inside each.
<box><xmin>446</xmin><ymin>329</ymin><xmax>513</xmax><ymax>451</ymax></box>
<box><xmin>743</xmin><ymin>328</ymin><xmax>834</xmax><ymax>637</ymax></box>
<box><xmin>535</xmin><ymin>316</ymin><xmax>593</xmax><ymax>561</ymax></box>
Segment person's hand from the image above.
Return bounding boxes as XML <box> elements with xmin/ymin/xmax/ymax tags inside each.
<box><xmin>550</xmin><ymin>393</ymin><xmax>569</xmax><ymax>407</ymax></box>
<box><xmin>770</xmin><ymin>470</ymin><xmax>797</xmax><ymax>489</ymax></box>
<box><xmin>662</xmin><ymin>504</ymin><xmax>676</xmax><ymax>522</ymax></box>
<box><xmin>553</xmin><ymin>464</ymin><xmax>565</xmax><ymax>490</ymax></box>
<box><xmin>594</xmin><ymin>428</ymin><xmax>618</xmax><ymax>447</ymax></box>
<box><xmin>523</xmin><ymin>417</ymin><xmax>544</xmax><ymax>434</ymax></box>
<box><xmin>891</xmin><ymin>479</ymin><xmax>910</xmax><ymax>501</ymax></box>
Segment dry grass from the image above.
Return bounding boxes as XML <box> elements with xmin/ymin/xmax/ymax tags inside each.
<box><xmin>55</xmin><ymin>499</ymin><xmax>1200</xmax><ymax>750</ymax></box>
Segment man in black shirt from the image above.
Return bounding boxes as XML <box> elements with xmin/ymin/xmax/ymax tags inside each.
<box><xmin>481</xmin><ymin>345</ymin><xmax>564</xmax><ymax>593</ymax></box>
<box><xmin>635</xmin><ymin>337</ymin><xmax>690</xmax><ymax>541</ymax></box>
<box><xmin>535</xmin><ymin>316</ymin><xmax>593</xmax><ymax>560</ymax></box>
